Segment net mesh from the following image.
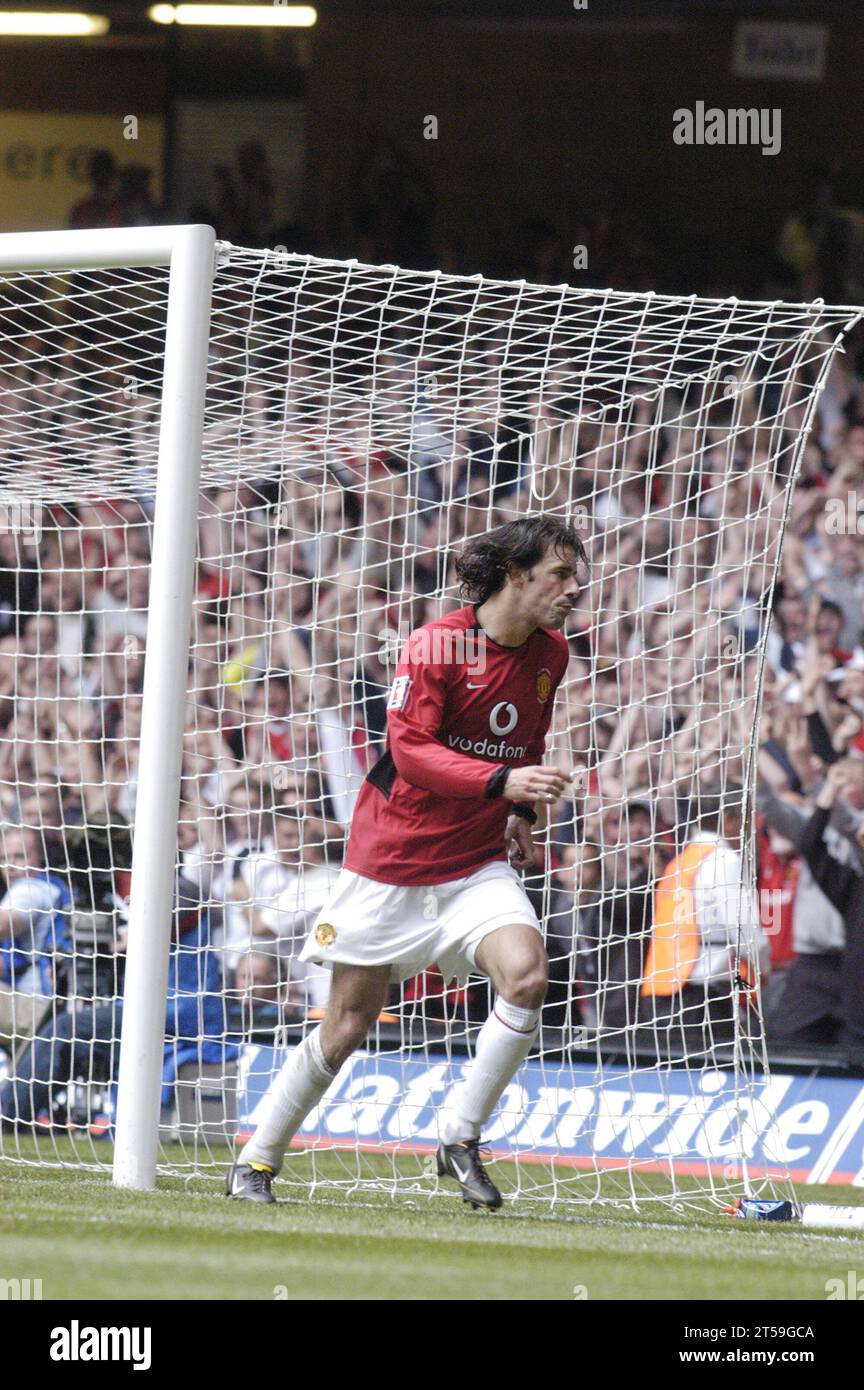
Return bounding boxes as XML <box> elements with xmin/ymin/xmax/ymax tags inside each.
<box><xmin>0</xmin><ymin>246</ymin><xmax>859</xmax><ymax>1209</ymax></box>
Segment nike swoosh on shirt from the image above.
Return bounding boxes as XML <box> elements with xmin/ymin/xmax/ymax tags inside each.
<box><xmin>466</xmin><ymin>682</ymin><xmax>486</xmax><ymax>688</ymax></box>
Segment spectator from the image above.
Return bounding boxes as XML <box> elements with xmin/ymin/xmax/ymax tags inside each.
<box><xmin>115</xmin><ymin>166</ymin><xmax>161</xmax><ymax>227</ymax></box>
<box><xmin>236</xmin><ymin>142</ymin><xmax>275</xmax><ymax>246</ymax></box>
<box><xmin>793</xmin><ymin>763</ymin><xmax>864</xmax><ymax>1066</ymax></box>
<box><xmin>228</xmin><ymin>945</ymin><xmax>304</xmax><ymax>1036</ymax></box>
<box><xmin>244</xmin><ymin>811</ymin><xmax>339</xmax><ymax>1008</ymax></box>
<box><xmin>0</xmin><ymin>870</ymin><xmax>235</xmax><ymax>1131</ymax></box>
<box><xmin>68</xmin><ymin>150</ymin><xmax>119</xmax><ymax>230</ymax></box>
<box><xmin>0</xmin><ymin>825</ymin><xmax>68</xmax><ymax>1055</ymax></box>
<box><xmin>756</xmin><ymin>776</ymin><xmax>854</xmax><ymax>1052</ymax></box>
<box><xmin>756</xmin><ymin>822</ymin><xmax>799</xmax><ymax>980</ymax></box>
<box><xmin>765</xmin><ymin>593</ymin><xmax>809</xmax><ymax>676</ymax></box>
<box><xmin>573</xmin><ymin>802</ymin><xmax>655</xmax><ymax>1039</ymax></box>
<box><xmin>638</xmin><ymin>783</ymin><xmax>769</xmax><ymax>1062</ymax></box>
<box><xmin>543</xmin><ymin>836</ymin><xmax>602</xmax><ymax>1034</ymax></box>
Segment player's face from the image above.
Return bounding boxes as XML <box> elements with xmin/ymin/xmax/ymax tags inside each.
<box><xmin>522</xmin><ymin>546</ymin><xmax>581</xmax><ymax>629</ymax></box>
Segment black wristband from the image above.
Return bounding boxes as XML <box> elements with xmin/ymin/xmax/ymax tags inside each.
<box><xmin>512</xmin><ymin>803</ymin><xmax>538</xmax><ymax>826</ymax></box>
<box><xmin>485</xmin><ymin>766</ymin><xmax>511</xmax><ymax>799</ymax></box>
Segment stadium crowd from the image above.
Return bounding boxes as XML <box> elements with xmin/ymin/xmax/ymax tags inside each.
<box><xmin>2</xmin><ymin>178</ymin><xmax>864</xmax><ymax>1133</ymax></box>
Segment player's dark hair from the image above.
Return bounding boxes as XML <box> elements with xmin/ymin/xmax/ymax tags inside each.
<box><xmin>455</xmin><ymin>516</ymin><xmax>588</xmax><ymax>606</ymax></box>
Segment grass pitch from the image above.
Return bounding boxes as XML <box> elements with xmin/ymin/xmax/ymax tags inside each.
<box><xmin>1</xmin><ymin>1139</ymin><xmax>863</xmax><ymax>1300</ymax></box>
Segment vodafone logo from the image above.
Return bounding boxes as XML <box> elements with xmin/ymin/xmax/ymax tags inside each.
<box><xmin>489</xmin><ymin>701</ymin><xmax>518</xmax><ymax>736</ymax></box>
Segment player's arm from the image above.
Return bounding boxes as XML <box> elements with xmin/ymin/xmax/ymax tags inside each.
<box><xmin>505</xmin><ymin>798</ymin><xmax>548</xmax><ymax>870</ymax></box>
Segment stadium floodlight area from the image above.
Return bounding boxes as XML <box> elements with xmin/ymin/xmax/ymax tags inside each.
<box><xmin>0</xmin><ymin>226</ymin><xmax>859</xmax><ymax>1212</ymax></box>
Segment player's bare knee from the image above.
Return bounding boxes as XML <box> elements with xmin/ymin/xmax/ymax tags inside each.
<box><xmin>326</xmin><ymin>1006</ymin><xmax>378</xmax><ymax>1061</ymax></box>
<box><xmin>500</xmin><ymin>955</ymin><xmax>548</xmax><ymax>1010</ymax></box>
<box><xmin>506</xmin><ymin>971</ymin><xmax>547</xmax><ymax>1011</ymax></box>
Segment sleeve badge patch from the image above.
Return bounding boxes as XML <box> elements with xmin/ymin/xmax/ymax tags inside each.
<box><xmin>387</xmin><ymin>674</ymin><xmax>412</xmax><ymax>710</ymax></box>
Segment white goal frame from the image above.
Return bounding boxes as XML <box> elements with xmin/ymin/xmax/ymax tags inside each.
<box><xmin>0</xmin><ymin>226</ymin><xmax>220</xmax><ymax>1189</ymax></box>
<box><xmin>2</xmin><ymin>227</ymin><xmax>860</xmax><ymax>1203</ymax></box>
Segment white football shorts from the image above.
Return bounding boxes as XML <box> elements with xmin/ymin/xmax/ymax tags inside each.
<box><xmin>298</xmin><ymin>858</ymin><xmax>541</xmax><ymax>984</ymax></box>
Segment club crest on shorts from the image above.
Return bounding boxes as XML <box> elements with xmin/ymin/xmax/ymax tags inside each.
<box><xmin>536</xmin><ymin>668</ymin><xmax>552</xmax><ymax>702</ymax></box>
<box><xmin>315</xmin><ymin>922</ymin><xmax>337</xmax><ymax>948</ymax></box>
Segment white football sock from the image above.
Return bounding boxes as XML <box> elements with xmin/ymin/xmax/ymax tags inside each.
<box><xmin>239</xmin><ymin>1027</ymin><xmax>338</xmax><ymax>1173</ymax></box>
<box><xmin>441</xmin><ymin>998</ymin><xmax>540</xmax><ymax>1145</ymax></box>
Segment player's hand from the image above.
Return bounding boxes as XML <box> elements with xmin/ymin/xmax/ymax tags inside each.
<box><xmin>505</xmin><ymin>815</ymin><xmax>536</xmax><ymax>870</ymax></box>
<box><xmin>503</xmin><ymin>765</ymin><xmax>573</xmax><ymax>804</ymax></box>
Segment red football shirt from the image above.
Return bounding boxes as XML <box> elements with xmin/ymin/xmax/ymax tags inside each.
<box><xmin>344</xmin><ymin>604</ymin><xmax>569</xmax><ymax>885</ymax></box>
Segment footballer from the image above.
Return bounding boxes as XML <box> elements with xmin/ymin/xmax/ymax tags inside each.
<box><xmin>227</xmin><ymin>515</ymin><xmax>585</xmax><ymax>1210</ymax></box>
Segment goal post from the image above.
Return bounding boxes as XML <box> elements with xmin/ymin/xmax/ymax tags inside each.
<box><xmin>0</xmin><ymin>234</ymin><xmax>861</xmax><ymax>1209</ymax></box>
<box><xmin>108</xmin><ymin>226</ymin><xmax>217</xmax><ymax>1190</ymax></box>
<box><xmin>0</xmin><ymin>225</ymin><xmax>219</xmax><ymax>1190</ymax></box>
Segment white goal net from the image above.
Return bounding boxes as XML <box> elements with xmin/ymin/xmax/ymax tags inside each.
<box><xmin>0</xmin><ymin>236</ymin><xmax>859</xmax><ymax>1211</ymax></box>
